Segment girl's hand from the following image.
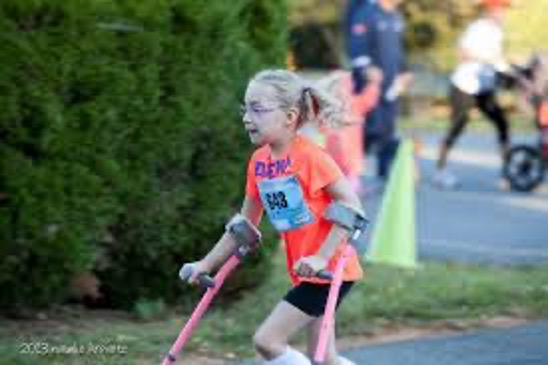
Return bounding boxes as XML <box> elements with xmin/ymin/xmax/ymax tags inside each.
<box><xmin>179</xmin><ymin>261</ymin><xmax>212</xmax><ymax>285</ymax></box>
<box><xmin>293</xmin><ymin>255</ymin><xmax>328</xmax><ymax>278</ymax></box>
<box><xmin>366</xmin><ymin>66</ymin><xmax>383</xmax><ymax>84</ymax></box>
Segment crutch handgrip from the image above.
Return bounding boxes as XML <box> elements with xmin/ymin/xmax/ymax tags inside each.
<box><xmin>316</xmin><ymin>270</ymin><xmax>334</xmax><ymax>281</ymax></box>
<box><xmin>179</xmin><ymin>264</ymin><xmax>216</xmax><ymax>289</ymax></box>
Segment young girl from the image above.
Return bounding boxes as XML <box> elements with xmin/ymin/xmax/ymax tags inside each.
<box><xmin>182</xmin><ymin>69</ymin><xmax>365</xmax><ymax>365</ymax></box>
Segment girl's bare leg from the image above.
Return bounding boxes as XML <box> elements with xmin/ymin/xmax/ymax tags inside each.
<box><xmin>306</xmin><ymin>316</ymin><xmax>340</xmax><ymax>364</ymax></box>
<box><xmin>254</xmin><ymin>301</ymin><xmax>314</xmax><ymax>362</ymax></box>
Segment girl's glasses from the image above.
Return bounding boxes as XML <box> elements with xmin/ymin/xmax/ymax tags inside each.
<box><xmin>240</xmin><ymin>103</ymin><xmax>280</xmax><ymax>118</ymax></box>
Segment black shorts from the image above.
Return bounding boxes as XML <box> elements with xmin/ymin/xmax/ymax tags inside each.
<box><xmin>283</xmin><ymin>281</ymin><xmax>354</xmax><ymax>317</ymax></box>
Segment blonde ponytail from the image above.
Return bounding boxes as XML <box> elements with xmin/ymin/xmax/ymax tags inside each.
<box><xmin>304</xmin><ymin>82</ymin><xmax>348</xmax><ymax>129</ymax></box>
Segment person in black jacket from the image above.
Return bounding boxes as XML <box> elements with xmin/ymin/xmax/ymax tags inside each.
<box><xmin>345</xmin><ymin>0</ymin><xmax>413</xmax><ymax>180</ymax></box>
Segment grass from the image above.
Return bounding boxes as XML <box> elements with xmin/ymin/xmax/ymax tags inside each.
<box><xmin>1</xmin><ymin>252</ymin><xmax>548</xmax><ymax>364</ymax></box>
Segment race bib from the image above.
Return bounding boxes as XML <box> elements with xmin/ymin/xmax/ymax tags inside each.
<box><xmin>258</xmin><ymin>175</ymin><xmax>314</xmax><ymax>232</ymax></box>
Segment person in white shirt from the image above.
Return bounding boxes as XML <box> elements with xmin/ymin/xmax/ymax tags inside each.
<box><xmin>433</xmin><ymin>0</ymin><xmax>511</xmax><ymax>189</ymax></box>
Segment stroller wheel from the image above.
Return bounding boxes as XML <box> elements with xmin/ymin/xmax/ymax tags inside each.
<box><xmin>504</xmin><ymin>145</ymin><xmax>545</xmax><ymax>192</ymax></box>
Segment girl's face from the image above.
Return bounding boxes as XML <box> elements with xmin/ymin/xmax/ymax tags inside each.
<box><xmin>242</xmin><ymin>81</ymin><xmax>297</xmax><ymax>146</ymax></box>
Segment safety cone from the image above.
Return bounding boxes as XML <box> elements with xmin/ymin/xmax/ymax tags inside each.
<box><xmin>366</xmin><ymin>140</ymin><xmax>417</xmax><ymax>268</ymax></box>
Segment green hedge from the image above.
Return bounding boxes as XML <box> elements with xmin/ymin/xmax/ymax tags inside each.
<box><xmin>0</xmin><ymin>0</ymin><xmax>287</xmax><ymax>311</ymax></box>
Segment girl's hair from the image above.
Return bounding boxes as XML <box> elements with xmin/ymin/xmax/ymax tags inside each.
<box><xmin>250</xmin><ymin>69</ymin><xmax>346</xmax><ymax>129</ymax></box>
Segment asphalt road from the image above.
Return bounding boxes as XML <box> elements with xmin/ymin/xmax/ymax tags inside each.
<box><xmin>342</xmin><ymin>320</ymin><xmax>548</xmax><ymax>364</ymax></box>
<box><xmin>363</xmin><ymin>131</ymin><xmax>548</xmax><ymax>266</ymax></box>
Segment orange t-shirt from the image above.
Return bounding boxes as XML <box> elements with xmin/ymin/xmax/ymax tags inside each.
<box><xmin>246</xmin><ymin>135</ymin><xmax>364</xmax><ymax>285</ymax></box>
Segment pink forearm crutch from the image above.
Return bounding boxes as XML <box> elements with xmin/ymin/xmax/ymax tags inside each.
<box><xmin>162</xmin><ymin>215</ymin><xmax>261</xmax><ymax>365</ymax></box>
<box><xmin>314</xmin><ymin>204</ymin><xmax>368</xmax><ymax>365</ymax></box>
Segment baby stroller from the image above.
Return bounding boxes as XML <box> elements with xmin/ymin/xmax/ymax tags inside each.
<box><xmin>503</xmin><ymin>55</ymin><xmax>548</xmax><ymax>192</ymax></box>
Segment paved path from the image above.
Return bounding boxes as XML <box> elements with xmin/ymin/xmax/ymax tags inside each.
<box><xmin>362</xmin><ymin>131</ymin><xmax>548</xmax><ymax>266</ymax></box>
<box><xmin>342</xmin><ymin>320</ymin><xmax>548</xmax><ymax>364</ymax></box>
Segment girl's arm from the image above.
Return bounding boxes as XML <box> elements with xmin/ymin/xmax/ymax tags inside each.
<box><xmin>293</xmin><ymin>177</ymin><xmax>364</xmax><ymax>277</ymax></box>
<box><xmin>241</xmin><ymin>195</ymin><xmax>264</xmax><ymax>228</ymax></box>
<box><xmin>199</xmin><ymin>196</ymin><xmax>264</xmax><ymax>273</ymax></box>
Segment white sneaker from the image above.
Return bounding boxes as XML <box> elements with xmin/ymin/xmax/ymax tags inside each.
<box><xmin>432</xmin><ymin>169</ymin><xmax>459</xmax><ymax>190</ymax></box>
<box><xmin>338</xmin><ymin>355</ymin><xmax>355</xmax><ymax>365</ymax></box>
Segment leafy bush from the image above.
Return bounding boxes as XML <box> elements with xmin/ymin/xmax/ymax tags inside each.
<box><xmin>0</xmin><ymin>0</ymin><xmax>287</xmax><ymax>311</ymax></box>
